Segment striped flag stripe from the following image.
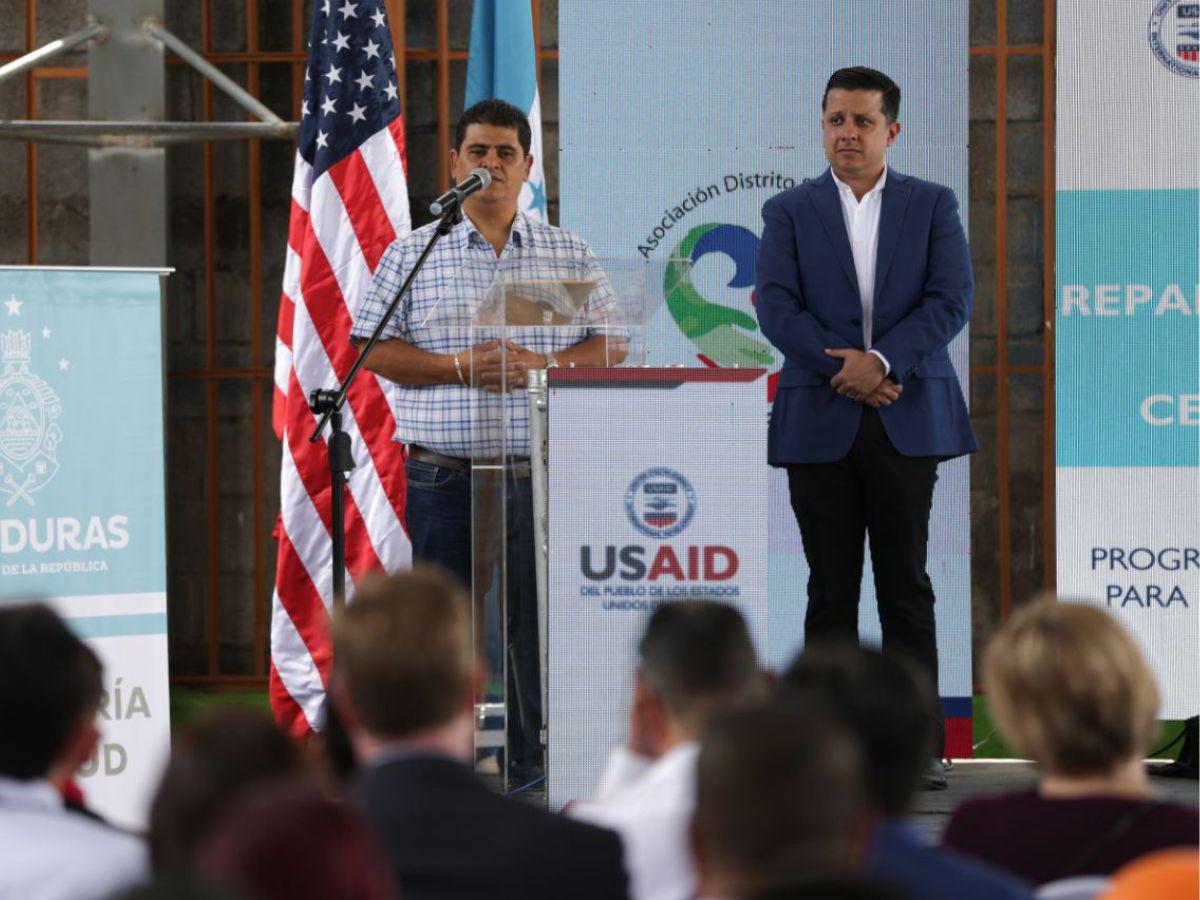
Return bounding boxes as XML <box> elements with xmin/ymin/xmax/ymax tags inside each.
<box><xmin>288</xmin><ymin>213</ymin><xmax>408</xmax><ymax>531</ymax></box>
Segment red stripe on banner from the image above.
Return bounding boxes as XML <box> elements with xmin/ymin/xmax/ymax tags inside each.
<box><xmin>945</xmin><ymin>716</ymin><xmax>973</xmax><ymax>759</ymax></box>
<box><xmin>277</xmin><ymin>290</ymin><xmax>296</xmax><ymax>350</ymax></box>
<box><xmin>327</xmin><ymin>151</ymin><xmax>397</xmax><ymax>273</ymax></box>
<box><xmin>273</xmin><ymin>385</ymin><xmax>288</xmax><ymax>441</ymax></box>
<box><xmin>288</xmin><ymin>199</ymin><xmax>308</xmax><ymax>251</ymax></box>
<box><xmin>275</xmin><ymin>530</ymin><xmax>334</xmax><ymax>681</ymax></box>
<box><xmin>269</xmin><ymin>663</ymin><xmax>315</xmax><ymax>740</ymax></box>
<box><xmin>293</xmin><ymin>206</ymin><xmax>407</xmax><ymax>527</ymax></box>
<box><xmin>388</xmin><ymin>116</ymin><xmax>408</xmax><ymax>174</ymax></box>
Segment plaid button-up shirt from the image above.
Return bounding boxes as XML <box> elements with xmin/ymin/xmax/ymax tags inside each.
<box><xmin>351</xmin><ymin>211</ymin><xmax>617</xmax><ymax>458</ymax></box>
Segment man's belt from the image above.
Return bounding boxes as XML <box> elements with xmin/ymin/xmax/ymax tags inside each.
<box><xmin>408</xmin><ymin>445</ymin><xmax>531</xmax><ymax>477</ymax></box>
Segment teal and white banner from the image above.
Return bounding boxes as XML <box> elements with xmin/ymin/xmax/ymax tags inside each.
<box><xmin>560</xmin><ymin>1</ymin><xmax>974</xmax><ymax>754</ymax></box>
<box><xmin>1056</xmin><ymin>1</ymin><xmax>1199</xmax><ymax>716</ymax></box>
<box><xmin>0</xmin><ymin>267</ymin><xmax>170</xmax><ymax>829</ymax></box>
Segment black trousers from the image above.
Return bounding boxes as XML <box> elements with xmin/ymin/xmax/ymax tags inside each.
<box><xmin>786</xmin><ymin>408</ymin><xmax>945</xmax><ymax>755</ymax></box>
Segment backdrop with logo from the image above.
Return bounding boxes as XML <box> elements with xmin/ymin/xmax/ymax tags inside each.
<box><xmin>1055</xmin><ymin>0</ymin><xmax>1199</xmax><ymax>715</ymax></box>
<box><xmin>0</xmin><ymin>266</ymin><xmax>171</xmax><ymax>830</ymax></box>
<box><xmin>547</xmin><ymin>369</ymin><xmax>768</xmax><ymax>808</ymax></box>
<box><xmin>559</xmin><ymin>1</ymin><xmax>974</xmax><ymax>753</ymax></box>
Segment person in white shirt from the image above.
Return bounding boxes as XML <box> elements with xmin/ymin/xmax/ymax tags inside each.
<box><xmin>0</xmin><ymin>604</ymin><xmax>148</xmax><ymax>900</ymax></box>
<box><xmin>568</xmin><ymin>600</ymin><xmax>766</xmax><ymax>900</ymax></box>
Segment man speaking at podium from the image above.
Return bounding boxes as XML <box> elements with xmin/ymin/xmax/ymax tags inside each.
<box><xmin>352</xmin><ymin>98</ymin><xmax>618</xmax><ymax>783</ymax></box>
<box><xmin>755</xmin><ymin>67</ymin><xmax>976</xmax><ymax>782</ymax></box>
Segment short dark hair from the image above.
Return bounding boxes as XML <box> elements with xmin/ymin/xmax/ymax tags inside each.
<box><xmin>822</xmin><ymin>67</ymin><xmax>901</xmax><ymax>123</ymax></box>
<box><xmin>693</xmin><ymin>706</ymin><xmax>864</xmax><ymax>892</ymax></box>
<box><xmin>331</xmin><ymin>567</ymin><xmax>473</xmax><ymax>738</ymax></box>
<box><xmin>454</xmin><ymin>98</ymin><xmax>532</xmax><ymax>155</ymax></box>
<box><xmin>638</xmin><ymin>600</ymin><xmax>761</xmax><ymax>724</ymax></box>
<box><xmin>776</xmin><ymin>644</ymin><xmax>936</xmax><ymax>816</ymax></box>
<box><xmin>0</xmin><ymin>604</ymin><xmax>102</xmax><ymax>779</ymax></box>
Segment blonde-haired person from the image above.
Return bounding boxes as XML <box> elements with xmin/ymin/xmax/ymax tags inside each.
<box><xmin>942</xmin><ymin>598</ymin><xmax>1198</xmax><ymax>885</ymax></box>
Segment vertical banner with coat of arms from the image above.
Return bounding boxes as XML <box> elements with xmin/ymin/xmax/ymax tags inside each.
<box><xmin>0</xmin><ymin>267</ymin><xmax>171</xmax><ymax>830</ymax></box>
<box><xmin>1055</xmin><ymin>0</ymin><xmax>1199</xmax><ymax>715</ymax></box>
<box><xmin>559</xmin><ymin>1</ymin><xmax>974</xmax><ymax>754</ymax></box>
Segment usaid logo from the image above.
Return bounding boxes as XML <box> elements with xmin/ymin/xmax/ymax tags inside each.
<box><xmin>1150</xmin><ymin>0</ymin><xmax>1200</xmax><ymax>78</ymax></box>
<box><xmin>625</xmin><ymin>467</ymin><xmax>696</xmax><ymax>538</ymax></box>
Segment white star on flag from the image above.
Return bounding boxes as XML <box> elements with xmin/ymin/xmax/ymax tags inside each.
<box><xmin>371</xmin><ymin>8</ymin><xmax>386</xmax><ymax>29</ymax></box>
<box><xmin>315</xmin><ymin>129</ymin><xmax>329</xmax><ymax>148</ymax></box>
<box><xmin>348</xmin><ymin>102</ymin><xmax>367</xmax><ymax>124</ymax></box>
<box><xmin>355</xmin><ymin>69</ymin><xmax>374</xmax><ymax>92</ymax></box>
<box><xmin>57</xmin><ymin>358</ymin><xmax>69</xmax><ymax>371</ymax></box>
<box><xmin>332</xmin><ymin>31</ymin><xmax>351</xmax><ymax>51</ymax></box>
<box><xmin>363</xmin><ymin>38</ymin><xmax>380</xmax><ymax>60</ymax></box>
<box><xmin>321</xmin><ymin>95</ymin><xmax>338</xmax><ymax>115</ymax></box>
<box><xmin>41</xmin><ymin>327</ymin><xmax>51</xmax><ymax>339</ymax></box>
<box><xmin>321</xmin><ymin>0</ymin><xmax>331</xmax><ymax>14</ymax></box>
<box><xmin>389</xmin><ymin>51</ymin><xmax>396</xmax><ymax>69</ymax></box>
<box><xmin>325</xmin><ymin>63</ymin><xmax>342</xmax><ymax>84</ymax></box>
<box><xmin>339</xmin><ymin>1</ymin><xmax>357</xmax><ymax>19</ymax></box>
<box><xmin>4</xmin><ymin>295</ymin><xmax>21</xmax><ymax>316</ymax></box>
<box><xmin>383</xmin><ymin>81</ymin><xmax>398</xmax><ymax>102</ymax></box>
<box><xmin>301</xmin><ymin>99</ymin><xmax>311</xmax><ymax>117</ymax></box>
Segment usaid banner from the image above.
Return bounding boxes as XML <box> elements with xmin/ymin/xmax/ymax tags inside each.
<box><xmin>1056</xmin><ymin>1</ymin><xmax>1199</xmax><ymax>716</ymax></box>
<box><xmin>0</xmin><ymin>267</ymin><xmax>171</xmax><ymax>830</ymax></box>
<box><xmin>560</xmin><ymin>1</ymin><xmax>974</xmax><ymax>753</ymax></box>
<box><xmin>547</xmin><ymin>369</ymin><xmax>767</xmax><ymax>809</ymax></box>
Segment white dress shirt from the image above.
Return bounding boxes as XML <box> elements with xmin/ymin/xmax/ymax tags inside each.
<box><xmin>831</xmin><ymin>166</ymin><xmax>891</xmax><ymax>375</ymax></box>
<box><xmin>568</xmin><ymin>743</ymin><xmax>700</xmax><ymax>900</ymax></box>
<box><xmin>0</xmin><ymin>776</ymin><xmax>148</xmax><ymax>900</ymax></box>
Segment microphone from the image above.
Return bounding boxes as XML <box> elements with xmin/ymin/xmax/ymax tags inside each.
<box><xmin>429</xmin><ymin>168</ymin><xmax>492</xmax><ymax>215</ymax></box>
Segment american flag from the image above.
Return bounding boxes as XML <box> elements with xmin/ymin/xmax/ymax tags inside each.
<box><xmin>271</xmin><ymin>0</ymin><xmax>412</xmax><ymax>738</ymax></box>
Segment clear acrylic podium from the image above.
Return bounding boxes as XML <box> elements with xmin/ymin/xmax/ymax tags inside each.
<box><xmin>412</xmin><ymin>255</ymin><xmax>670</xmax><ymax>790</ymax></box>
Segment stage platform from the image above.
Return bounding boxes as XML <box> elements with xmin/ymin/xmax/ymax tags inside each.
<box><xmin>510</xmin><ymin>761</ymin><xmax>1198</xmax><ymax>841</ymax></box>
<box><xmin>911</xmin><ymin>761</ymin><xmax>1199</xmax><ymax>841</ymax></box>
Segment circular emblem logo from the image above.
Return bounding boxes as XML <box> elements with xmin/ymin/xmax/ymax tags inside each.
<box><xmin>1150</xmin><ymin>0</ymin><xmax>1200</xmax><ymax>78</ymax></box>
<box><xmin>625</xmin><ymin>467</ymin><xmax>697</xmax><ymax>539</ymax></box>
<box><xmin>0</xmin><ymin>328</ymin><xmax>63</xmax><ymax>507</ymax></box>
<box><xmin>664</xmin><ymin>223</ymin><xmax>776</xmax><ymax>369</ymax></box>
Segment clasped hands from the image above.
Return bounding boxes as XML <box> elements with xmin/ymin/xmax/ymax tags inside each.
<box><xmin>825</xmin><ymin>348</ymin><xmax>903</xmax><ymax>408</ymax></box>
<box><xmin>456</xmin><ymin>339</ymin><xmax>548</xmax><ymax>392</ymax></box>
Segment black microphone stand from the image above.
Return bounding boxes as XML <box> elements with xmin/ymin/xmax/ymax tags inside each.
<box><xmin>308</xmin><ymin>201</ymin><xmax>464</xmax><ymax>606</ymax></box>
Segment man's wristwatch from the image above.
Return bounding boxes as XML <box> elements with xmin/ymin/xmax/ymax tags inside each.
<box><xmin>545</xmin><ymin>353</ymin><xmax>559</xmax><ymax>368</ymax></box>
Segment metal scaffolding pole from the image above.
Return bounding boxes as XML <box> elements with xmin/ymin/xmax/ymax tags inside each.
<box><xmin>141</xmin><ymin>21</ymin><xmax>284</xmax><ymax>126</ymax></box>
<box><xmin>0</xmin><ymin>120</ymin><xmax>297</xmax><ymax>144</ymax></box>
<box><xmin>0</xmin><ymin>20</ymin><xmax>108</xmax><ymax>87</ymax></box>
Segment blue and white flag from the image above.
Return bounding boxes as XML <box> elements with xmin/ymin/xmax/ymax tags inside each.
<box><xmin>465</xmin><ymin>0</ymin><xmax>547</xmax><ymax>221</ymax></box>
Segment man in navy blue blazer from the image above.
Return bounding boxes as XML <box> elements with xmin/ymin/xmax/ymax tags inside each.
<box><xmin>755</xmin><ymin>67</ymin><xmax>976</xmax><ymax>768</ymax></box>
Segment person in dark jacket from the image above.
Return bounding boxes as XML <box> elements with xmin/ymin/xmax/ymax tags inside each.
<box><xmin>330</xmin><ymin>566</ymin><xmax>630</xmax><ymax>900</ymax></box>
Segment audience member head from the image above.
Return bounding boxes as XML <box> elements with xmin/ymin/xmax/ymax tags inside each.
<box><xmin>148</xmin><ymin>706</ymin><xmax>303</xmax><ymax>871</ymax></box>
<box><xmin>692</xmin><ymin>706</ymin><xmax>866</xmax><ymax>897</ymax></box>
<box><xmin>777</xmin><ymin>644</ymin><xmax>936</xmax><ymax>817</ymax></box>
<box><xmin>985</xmin><ymin>598</ymin><xmax>1160</xmax><ymax>778</ymax></box>
<box><xmin>196</xmin><ymin>779</ymin><xmax>394</xmax><ymax>900</ymax></box>
<box><xmin>330</xmin><ymin>566</ymin><xmax>475</xmax><ymax>760</ymax></box>
<box><xmin>0</xmin><ymin>603</ymin><xmax>102</xmax><ymax>783</ymax></box>
<box><xmin>633</xmin><ymin>600</ymin><xmax>763</xmax><ymax>754</ymax></box>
